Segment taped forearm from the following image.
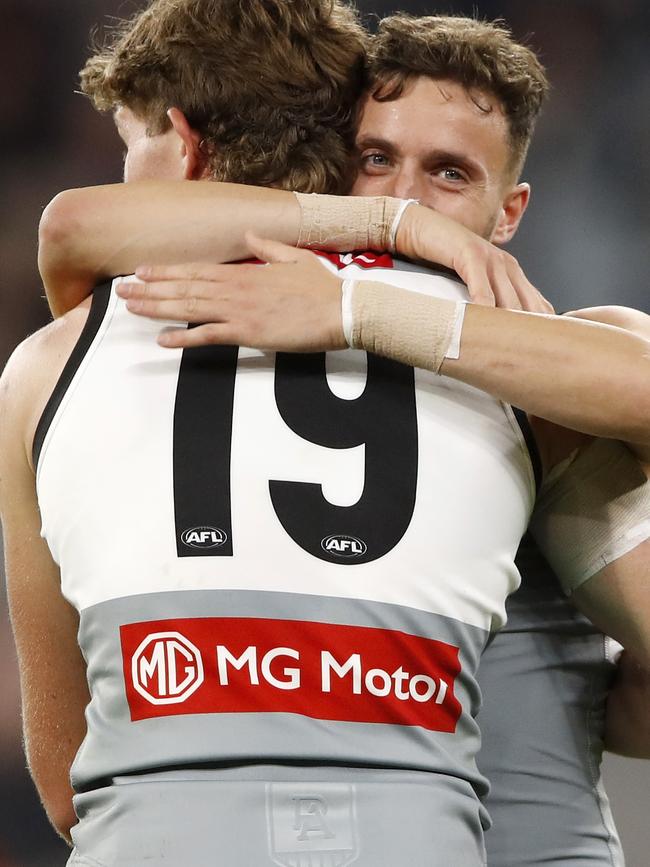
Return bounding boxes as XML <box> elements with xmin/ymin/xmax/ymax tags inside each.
<box><xmin>295</xmin><ymin>192</ymin><xmax>414</xmax><ymax>253</ymax></box>
<box><xmin>339</xmin><ymin>282</ymin><xmax>650</xmax><ymax>443</ymax></box>
<box><xmin>40</xmin><ymin>183</ymin><xmax>415</xmax><ymax>317</ymax></box>
<box><xmin>342</xmin><ymin>279</ymin><xmax>465</xmax><ymax>372</ymax></box>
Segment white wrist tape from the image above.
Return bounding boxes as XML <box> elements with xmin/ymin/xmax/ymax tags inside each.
<box><xmin>530</xmin><ymin>438</ymin><xmax>650</xmax><ymax>595</ymax></box>
<box><xmin>342</xmin><ymin>279</ymin><xmax>465</xmax><ymax>374</ymax></box>
<box><xmin>341</xmin><ymin>279</ymin><xmax>356</xmax><ymax>347</ymax></box>
<box><xmin>295</xmin><ymin>193</ymin><xmax>416</xmax><ymax>253</ymax></box>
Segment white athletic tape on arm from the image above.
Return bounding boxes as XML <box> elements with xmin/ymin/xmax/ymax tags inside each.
<box><xmin>389</xmin><ymin>198</ymin><xmax>419</xmax><ymax>252</ymax></box>
<box><xmin>341</xmin><ymin>279</ymin><xmax>356</xmax><ymax>347</ymax></box>
<box><xmin>343</xmin><ymin>280</ymin><xmax>464</xmax><ymax>373</ymax></box>
<box><xmin>530</xmin><ymin>438</ymin><xmax>650</xmax><ymax>594</ymax></box>
<box><xmin>295</xmin><ymin>193</ymin><xmax>414</xmax><ymax>253</ymax></box>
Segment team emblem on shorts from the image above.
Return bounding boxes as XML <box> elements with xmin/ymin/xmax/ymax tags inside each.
<box><xmin>320</xmin><ymin>534</ymin><xmax>367</xmax><ymax>558</ymax></box>
<box><xmin>181</xmin><ymin>526</ymin><xmax>228</xmax><ymax>549</ymax></box>
<box><xmin>267</xmin><ymin>782</ymin><xmax>359</xmax><ymax>867</ymax></box>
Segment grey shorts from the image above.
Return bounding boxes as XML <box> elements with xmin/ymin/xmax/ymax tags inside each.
<box><xmin>68</xmin><ymin>766</ymin><xmax>487</xmax><ymax>867</ymax></box>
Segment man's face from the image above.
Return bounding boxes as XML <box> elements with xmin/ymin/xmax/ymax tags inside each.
<box><xmin>352</xmin><ymin>77</ymin><xmax>518</xmax><ymax>242</ymax></box>
<box><xmin>114</xmin><ymin>106</ymin><xmax>185</xmax><ymax>183</ymax></box>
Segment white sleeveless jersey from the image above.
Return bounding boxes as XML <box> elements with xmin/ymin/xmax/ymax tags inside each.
<box><xmin>36</xmin><ymin>253</ymin><xmax>535</xmax><ymax>862</ymax></box>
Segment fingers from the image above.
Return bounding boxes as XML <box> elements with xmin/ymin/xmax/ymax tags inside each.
<box><xmin>246</xmin><ymin>232</ymin><xmax>305</xmax><ymax>264</ymax></box>
<box><xmin>504</xmin><ymin>258</ymin><xmax>553</xmax><ymax>313</ymax></box>
<box><xmin>463</xmin><ymin>260</ymin><xmax>496</xmax><ymax>307</ymax></box>
<box><xmin>462</xmin><ymin>247</ymin><xmax>552</xmax><ymax>313</ymax></box>
<box><xmin>158</xmin><ymin>323</ymin><xmax>237</xmax><ymax>349</ymax></box>
<box><xmin>487</xmin><ymin>257</ymin><xmax>524</xmax><ymax>310</ymax></box>
<box><xmin>134</xmin><ymin>262</ymin><xmax>237</xmax><ymax>283</ymax></box>
<box><xmin>118</xmin><ymin>281</ymin><xmax>228</xmax><ymax>323</ymax></box>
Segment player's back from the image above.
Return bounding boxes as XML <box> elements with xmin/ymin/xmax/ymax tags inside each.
<box><xmin>35</xmin><ymin>255</ymin><xmax>536</xmax><ymax>867</ymax></box>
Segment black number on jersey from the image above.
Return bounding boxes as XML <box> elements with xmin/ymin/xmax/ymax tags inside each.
<box><xmin>173</xmin><ymin>349</ymin><xmax>418</xmax><ymax>563</ymax></box>
<box><xmin>173</xmin><ymin>344</ymin><xmax>237</xmax><ymax>557</ymax></box>
<box><xmin>271</xmin><ymin>352</ymin><xmax>418</xmax><ymax>564</ymax></box>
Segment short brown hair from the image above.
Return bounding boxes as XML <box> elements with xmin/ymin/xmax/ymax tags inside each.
<box><xmin>367</xmin><ymin>15</ymin><xmax>549</xmax><ymax>177</ymax></box>
<box><xmin>81</xmin><ymin>0</ymin><xmax>367</xmax><ymax>193</ymax></box>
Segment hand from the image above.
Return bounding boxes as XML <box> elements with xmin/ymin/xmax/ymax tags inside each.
<box><xmin>117</xmin><ymin>233</ymin><xmax>347</xmax><ymax>352</ymax></box>
<box><xmin>397</xmin><ymin>203</ymin><xmax>554</xmax><ymax>313</ymax></box>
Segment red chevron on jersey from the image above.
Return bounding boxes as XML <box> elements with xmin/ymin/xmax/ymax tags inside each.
<box><xmin>121</xmin><ymin>616</ymin><xmax>462</xmax><ymax>731</ymax></box>
<box><xmin>313</xmin><ymin>250</ymin><xmax>395</xmax><ymax>270</ymax></box>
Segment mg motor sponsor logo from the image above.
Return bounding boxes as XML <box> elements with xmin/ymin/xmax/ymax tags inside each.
<box><xmin>120</xmin><ymin>617</ymin><xmax>462</xmax><ymax>730</ymax></box>
<box><xmin>131</xmin><ymin>631</ymin><xmax>204</xmax><ymax>704</ymax></box>
<box><xmin>181</xmin><ymin>526</ymin><xmax>227</xmax><ymax>549</ymax></box>
<box><xmin>321</xmin><ymin>535</ymin><xmax>367</xmax><ymax>558</ymax></box>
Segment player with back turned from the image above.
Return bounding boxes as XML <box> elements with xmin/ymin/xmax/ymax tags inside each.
<box><xmin>44</xmin><ymin>13</ymin><xmax>650</xmax><ymax>865</ymax></box>
<box><xmin>4</xmin><ymin>3</ymin><xmax>650</xmax><ymax>865</ymax></box>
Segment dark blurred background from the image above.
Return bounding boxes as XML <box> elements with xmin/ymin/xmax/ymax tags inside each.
<box><xmin>0</xmin><ymin>1</ymin><xmax>648</xmax><ymax>864</ymax></box>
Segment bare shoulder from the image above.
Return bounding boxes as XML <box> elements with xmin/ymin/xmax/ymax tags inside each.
<box><xmin>566</xmin><ymin>305</ymin><xmax>650</xmax><ymax>340</ymax></box>
<box><xmin>0</xmin><ymin>298</ymin><xmax>91</xmax><ymax>470</ymax></box>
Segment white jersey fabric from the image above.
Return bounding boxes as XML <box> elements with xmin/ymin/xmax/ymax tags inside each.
<box><xmin>35</xmin><ymin>253</ymin><xmax>536</xmax><ymax>867</ymax></box>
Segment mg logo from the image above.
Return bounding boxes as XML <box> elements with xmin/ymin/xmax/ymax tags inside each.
<box><xmin>131</xmin><ymin>631</ymin><xmax>204</xmax><ymax>705</ymax></box>
<box><xmin>321</xmin><ymin>535</ymin><xmax>367</xmax><ymax>558</ymax></box>
<box><xmin>181</xmin><ymin>526</ymin><xmax>227</xmax><ymax>549</ymax></box>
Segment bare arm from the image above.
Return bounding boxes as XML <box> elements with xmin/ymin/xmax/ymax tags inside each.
<box><xmin>0</xmin><ymin>333</ymin><xmax>90</xmax><ymax>843</ymax></box>
<box><xmin>116</xmin><ymin>239</ymin><xmax>650</xmax><ymax>447</ymax></box>
<box><xmin>567</xmin><ymin>306</ymin><xmax>650</xmax><ymax>464</ymax></box>
<box><xmin>605</xmin><ymin>652</ymin><xmax>650</xmax><ymax>758</ymax></box>
<box><xmin>38</xmin><ymin>182</ymin><xmax>302</xmax><ymax>315</ymax></box>
<box><xmin>39</xmin><ymin>182</ymin><xmax>545</xmax><ymax>316</ymax></box>
<box><xmin>571</xmin><ymin>539</ymin><xmax>650</xmax><ymax>669</ymax></box>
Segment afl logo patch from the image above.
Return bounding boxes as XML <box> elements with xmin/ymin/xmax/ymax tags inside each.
<box><xmin>181</xmin><ymin>526</ymin><xmax>228</xmax><ymax>549</ymax></box>
<box><xmin>321</xmin><ymin>534</ymin><xmax>367</xmax><ymax>558</ymax></box>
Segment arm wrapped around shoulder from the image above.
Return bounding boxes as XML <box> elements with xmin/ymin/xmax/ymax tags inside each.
<box><xmin>341</xmin><ymin>279</ymin><xmax>466</xmax><ymax>373</ymax></box>
<box><xmin>530</xmin><ymin>438</ymin><xmax>650</xmax><ymax>594</ymax></box>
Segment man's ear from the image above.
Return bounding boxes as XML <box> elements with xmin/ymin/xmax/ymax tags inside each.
<box><xmin>166</xmin><ymin>107</ymin><xmax>207</xmax><ymax>180</ymax></box>
<box><xmin>491</xmin><ymin>182</ymin><xmax>530</xmax><ymax>245</ymax></box>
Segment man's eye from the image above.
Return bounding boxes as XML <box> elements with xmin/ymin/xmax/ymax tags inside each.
<box><xmin>362</xmin><ymin>152</ymin><xmax>389</xmax><ymax>168</ymax></box>
<box><xmin>441</xmin><ymin>168</ymin><xmax>464</xmax><ymax>182</ymax></box>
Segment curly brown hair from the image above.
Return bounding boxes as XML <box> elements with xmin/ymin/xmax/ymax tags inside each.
<box><xmin>81</xmin><ymin>0</ymin><xmax>368</xmax><ymax>193</ymax></box>
<box><xmin>367</xmin><ymin>14</ymin><xmax>550</xmax><ymax>178</ymax></box>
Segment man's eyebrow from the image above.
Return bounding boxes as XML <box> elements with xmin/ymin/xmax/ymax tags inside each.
<box><xmin>354</xmin><ymin>135</ymin><xmax>399</xmax><ymax>154</ymax></box>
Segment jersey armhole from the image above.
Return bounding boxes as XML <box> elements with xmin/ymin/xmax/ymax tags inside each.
<box><xmin>510</xmin><ymin>406</ymin><xmax>543</xmax><ymax>496</ymax></box>
<box><xmin>32</xmin><ymin>282</ymin><xmax>113</xmax><ymax>471</ymax></box>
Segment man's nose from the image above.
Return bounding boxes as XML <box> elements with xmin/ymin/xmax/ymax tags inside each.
<box><xmin>389</xmin><ymin>167</ymin><xmax>422</xmax><ymax>200</ymax></box>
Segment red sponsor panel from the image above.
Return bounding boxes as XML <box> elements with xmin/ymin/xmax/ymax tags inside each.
<box><xmin>120</xmin><ymin>617</ymin><xmax>462</xmax><ymax>732</ymax></box>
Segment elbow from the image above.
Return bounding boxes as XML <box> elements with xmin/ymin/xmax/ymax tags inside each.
<box><xmin>48</xmin><ymin>800</ymin><xmax>76</xmax><ymax>846</ymax></box>
<box><xmin>38</xmin><ymin>189</ymin><xmax>94</xmax><ymax>318</ymax></box>
<box><xmin>38</xmin><ymin>189</ymin><xmax>85</xmax><ymax>264</ymax></box>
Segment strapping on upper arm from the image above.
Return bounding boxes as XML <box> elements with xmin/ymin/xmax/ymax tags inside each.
<box><xmin>529</xmin><ymin>438</ymin><xmax>650</xmax><ymax>595</ymax></box>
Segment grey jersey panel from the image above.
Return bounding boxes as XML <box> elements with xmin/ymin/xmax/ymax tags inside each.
<box><xmin>69</xmin><ymin>767</ymin><xmax>487</xmax><ymax>867</ymax></box>
<box><xmin>477</xmin><ymin>535</ymin><xmax>624</xmax><ymax>866</ymax></box>
<box><xmin>74</xmin><ymin>589</ymin><xmax>488</xmax><ymax>801</ymax></box>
